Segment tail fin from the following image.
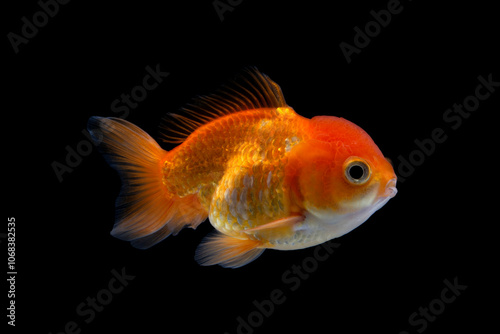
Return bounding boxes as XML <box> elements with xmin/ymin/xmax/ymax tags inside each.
<box><xmin>88</xmin><ymin>117</ymin><xmax>207</xmax><ymax>249</ymax></box>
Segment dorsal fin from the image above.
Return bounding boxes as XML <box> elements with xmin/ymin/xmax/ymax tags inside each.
<box><xmin>160</xmin><ymin>67</ymin><xmax>287</xmax><ymax>143</ymax></box>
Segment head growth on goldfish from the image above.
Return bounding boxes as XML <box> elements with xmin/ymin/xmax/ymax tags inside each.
<box><xmin>88</xmin><ymin>68</ymin><xmax>397</xmax><ymax>268</ymax></box>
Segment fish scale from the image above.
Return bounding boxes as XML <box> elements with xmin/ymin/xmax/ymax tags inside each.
<box><xmin>163</xmin><ymin>109</ymin><xmax>273</xmax><ymax>196</ymax></box>
<box><xmin>163</xmin><ymin>108</ymin><xmax>301</xmax><ymax>212</ymax></box>
<box><xmin>168</xmin><ymin>108</ymin><xmax>304</xmax><ymax>240</ymax></box>
<box><xmin>210</xmin><ymin>159</ymin><xmax>292</xmax><ymax>240</ymax></box>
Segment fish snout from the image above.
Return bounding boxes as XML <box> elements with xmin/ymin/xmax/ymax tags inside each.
<box><xmin>384</xmin><ymin>177</ymin><xmax>398</xmax><ymax>198</ymax></box>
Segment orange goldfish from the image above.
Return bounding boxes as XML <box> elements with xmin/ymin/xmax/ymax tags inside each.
<box><xmin>88</xmin><ymin>68</ymin><xmax>397</xmax><ymax>268</ymax></box>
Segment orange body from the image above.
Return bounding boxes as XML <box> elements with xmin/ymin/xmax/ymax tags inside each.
<box><xmin>88</xmin><ymin>68</ymin><xmax>397</xmax><ymax>268</ymax></box>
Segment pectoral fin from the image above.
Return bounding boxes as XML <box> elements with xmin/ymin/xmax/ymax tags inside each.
<box><xmin>243</xmin><ymin>214</ymin><xmax>305</xmax><ymax>241</ymax></box>
<box><xmin>244</xmin><ymin>214</ymin><xmax>305</xmax><ymax>233</ymax></box>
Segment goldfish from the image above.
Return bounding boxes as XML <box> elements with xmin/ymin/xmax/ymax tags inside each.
<box><xmin>88</xmin><ymin>68</ymin><xmax>397</xmax><ymax>268</ymax></box>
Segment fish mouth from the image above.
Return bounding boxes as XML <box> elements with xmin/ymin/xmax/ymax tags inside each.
<box><xmin>384</xmin><ymin>178</ymin><xmax>398</xmax><ymax>198</ymax></box>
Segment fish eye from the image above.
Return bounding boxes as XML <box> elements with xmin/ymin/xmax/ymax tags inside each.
<box><xmin>344</xmin><ymin>157</ymin><xmax>371</xmax><ymax>185</ymax></box>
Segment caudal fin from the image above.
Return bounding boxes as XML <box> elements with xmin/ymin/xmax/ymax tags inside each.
<box><xmin>87</xmin><ymin>117</ymin><xmax>207</xmax><ymax>249</ymax></box>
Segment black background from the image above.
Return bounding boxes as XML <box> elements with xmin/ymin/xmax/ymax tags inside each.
<box><xmin>5</xmin><ymin>0</ymin><xmax>498</xmax><ymax>333</ymax></box>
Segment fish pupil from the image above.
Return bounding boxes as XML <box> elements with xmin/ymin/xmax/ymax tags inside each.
<box><xmin>348</xmin><ymin>165</ymin><xmax>365</xmax><ymax>180</ymax></box>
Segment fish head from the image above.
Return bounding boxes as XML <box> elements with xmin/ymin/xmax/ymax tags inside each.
<box><xmin>287</xmin><ymin>116</ymin><xmax>397</xmax><ymax>237</ymax></box>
